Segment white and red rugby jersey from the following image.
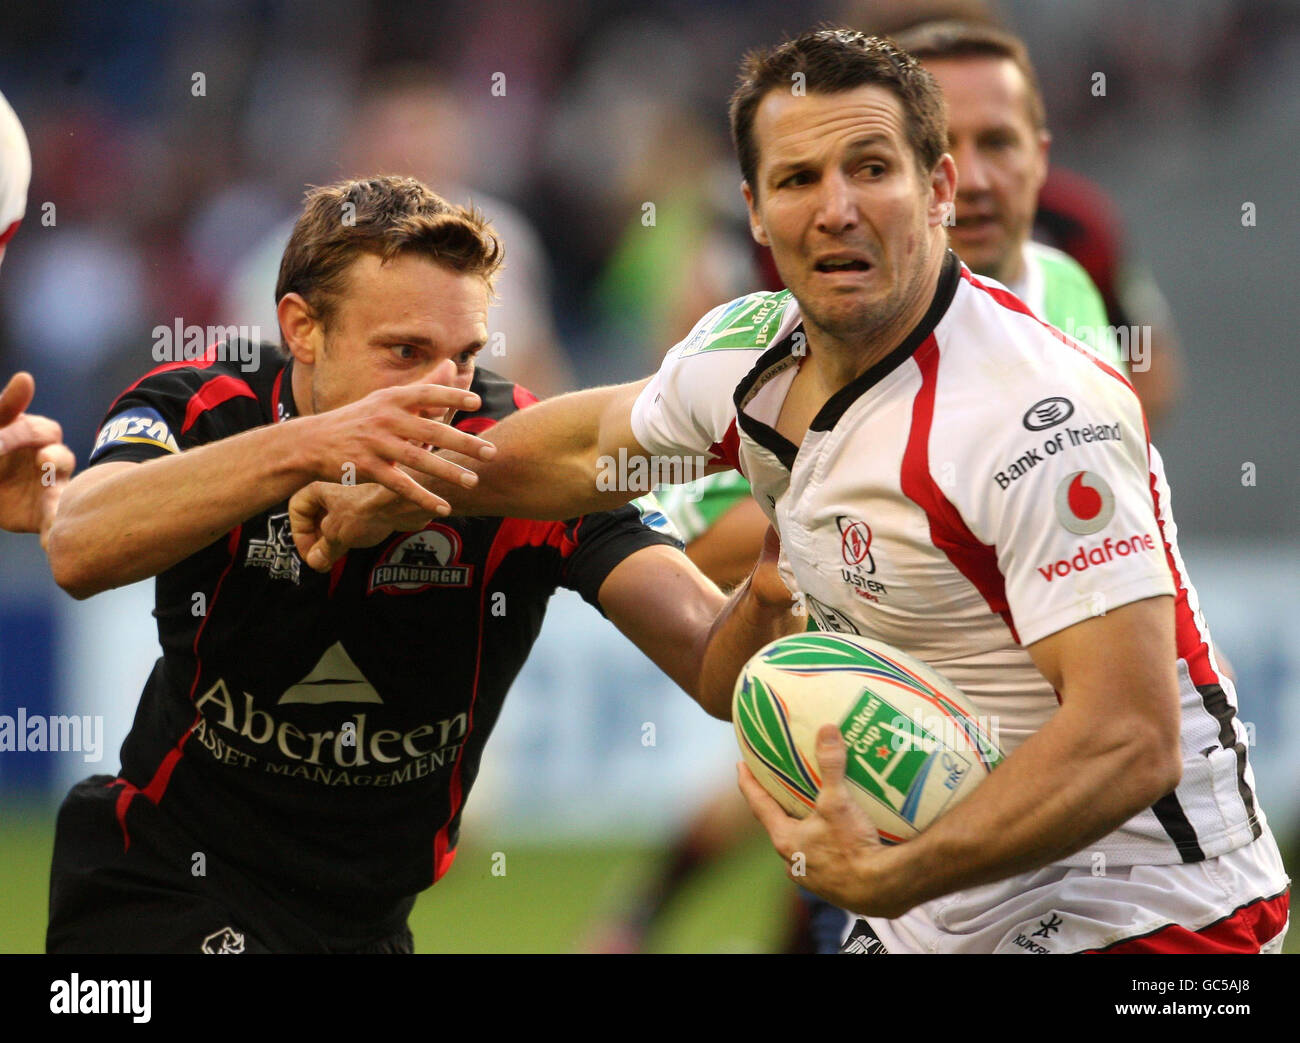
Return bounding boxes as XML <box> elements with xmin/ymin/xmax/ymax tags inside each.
<box><xmin>632</xmin><ymin>251</ymin><xmax>1264</xmax><ymax>867</ymax></box>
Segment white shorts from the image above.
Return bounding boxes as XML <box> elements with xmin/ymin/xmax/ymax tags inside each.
<box><xmin>844</xmin><ymin>828</ymin><xmax>1290</xmax><ymax>954</ymax></box>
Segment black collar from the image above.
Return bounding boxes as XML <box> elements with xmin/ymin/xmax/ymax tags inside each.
<box><xmin>731</xmin><ymin>250</ymin><xmax>961</xmax><ymax>469</ymax></box>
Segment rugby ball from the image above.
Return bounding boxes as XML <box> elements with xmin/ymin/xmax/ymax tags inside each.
<box><xmin>733</xmin><ymin>632</ymin><xmax>1003</xmax><ymax>843</ymax></box>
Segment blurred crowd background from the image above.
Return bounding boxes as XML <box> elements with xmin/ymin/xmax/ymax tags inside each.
<box><xmin>0</xmin><ymin>0</ymin><xmax>1297</xmax><ymax>951</ymax></box>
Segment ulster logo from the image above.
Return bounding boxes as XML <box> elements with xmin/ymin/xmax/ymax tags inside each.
<box><xmin>369</xmin><ymin>525</ymin><xmax>473</xmax><ymax>594</ymax></box>
<box><xmin>1054</xmin><ymin>471</ymin><xmax>1115</xmax><ymax>535</ymax></box>
<box><xmin>837</xmin><ymin>515</ymin><xmax>876</xmax><ymax>573</ymax></box>
<box><xmin>246</xmin><ymin>512</ymin><xmax>300</xmax><ymax>583</ymax></box>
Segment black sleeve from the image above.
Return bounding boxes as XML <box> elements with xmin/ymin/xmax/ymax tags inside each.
<box><xmin>558</xmin><ymin>501</ymin><xmax>684</xmax><ymax>614</ymax></box>
<box><xmin>88</xmin><ymin>364</ymin><xmax>266</xmax><ymax>468</ymax></box>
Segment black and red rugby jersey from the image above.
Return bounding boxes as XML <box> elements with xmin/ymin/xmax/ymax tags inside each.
<box><xmin>85</xmin><ymin>344</ymin><xmax>678</xmax><ymax>914</ymax></box>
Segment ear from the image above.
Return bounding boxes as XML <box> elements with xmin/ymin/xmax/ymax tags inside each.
<box><xmin>928</xmin><ymin>153</ymin><xmax>958</xmax><ymax>228</ymax></box>
<box><xmin>1032</xmin><ymin>128</ymin><xmax>1051</xmax><ymax>196</ymax></box>
<box><xmin>277</xmin><ymin>293</ymin><xmax>323</xmax><ymax>366</ymax></box>
<box><xmin>741</xmin><ymin>181</ymin><xmax>770</xmax><ymax>248</ymax></box>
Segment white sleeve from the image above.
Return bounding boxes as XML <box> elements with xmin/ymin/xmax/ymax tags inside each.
<box><xmin>947</xmin><ymin>367</ymin><xmax>1175</xmax><ymax>647</ymax></box>
<box><xmin>630</xmin><ymin>301</ymin><xmax>756</xmax><ymax>462</ymax></box>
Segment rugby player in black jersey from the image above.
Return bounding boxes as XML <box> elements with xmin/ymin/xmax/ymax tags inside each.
<box><xmin>43</xmin><ymin>176</ymin><xmax>730</xmax><ymax>953</ymax></box>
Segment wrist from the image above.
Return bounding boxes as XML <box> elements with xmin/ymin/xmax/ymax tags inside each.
<box><xmin>276</xmin><ymin>414</ymin><xmax>329</xmax><ymax>486</ymax></box>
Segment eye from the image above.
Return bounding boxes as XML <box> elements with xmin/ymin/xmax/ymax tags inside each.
<box><xmin>856</xmin><ymin>161</ymin><xmax>886</xmax><ymax>178</ymax></box>
<box><xmin>456</xmin><ymin>347</ymin><xmax>481</xmax><ymax>368</ymax></box>
<box><xmin>779</xmin><ymin>170</ymin><xmax>815</xmax><ymax>189</ymax></box>
<box><xmin>391</xmin><ymin>344</ymin><xmax>421</xmax><ymax>362</ymax></box>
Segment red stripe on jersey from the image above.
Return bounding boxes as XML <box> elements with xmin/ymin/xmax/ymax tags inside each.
<box><xmin>271</xmin><ymin>367</ymin><xmax>285</xmax><ymax>421</ymax></box>
<box><xmin>0</xmin><ymin>218</ymin><xmax>19</xmax><ymax>247</ymax></box>
<box><xmin>959</xmin><ymin>267</ymin><xmax>1136</xmax><ymax>393</ymax></box>
<box><xmin>111</xmin><ymin>525</ymin><xmax>244</xmax><ymax>850</ymax></box>
<box><xmin>456</xmin><ymin>415</ymin><xmax>497</xmax><ymax>435</ymax></box>
<box><xmin>1086</xmin><ymin>890</ymin><xmax>1289</xmax><ymax>954</ymax></box>
<box><xmin>1148</xmin><ymin>468</ymin><xmax>1218</xmax><ymax>687</ymax></box>
<box><xmin>428</xmin><ymin>516</ymin><xmax>577</xmax><ymax>884</ymax></box>
<box><xmin>513</xmin><ymin>384</ymin><xmax>539</xmax><ymax>410</ymax></box>
<box><xmin>901</xmin><ymin>338</ymin><xmax>1019</xmax><ymax>642</ymax></box>
<box><xmin>181</xmin><ymin>375</ymin><xmax>257</xmax><ymax>434</ymax></box>
<box><xmin>119</xmin><ymin>344</ymin><xmax>226</xmax><ymax>396</ymax></box>
<box><xmin>708</xmin><ymin>419</ymin><xmax>743</xmax><ymax>475</ymax></box>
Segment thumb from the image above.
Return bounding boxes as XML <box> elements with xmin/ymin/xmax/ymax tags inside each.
<box><xmin>0</xmin><ymin>372</ymin><xmax>35</xmax><ymax>428</ymax></box>
<box><xmin>813</xmin><ymin>724</ymin><xmax>854</xmax><ymax>821</ymax></box>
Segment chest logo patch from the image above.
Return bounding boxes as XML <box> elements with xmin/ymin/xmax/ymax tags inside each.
<box><xmin>836</xmin><ymin>515</ymin><xmax>889</xmax><ymax>603</ymax></box>
<box><xmin>245</xmin><ymin>512</ymin><xmax>301</xmax><ymax>583</ymax></box>
<box><xmin>369</xmin><ymin>525</ymin><xmax>474</xmax><ymax>594</ymax></box>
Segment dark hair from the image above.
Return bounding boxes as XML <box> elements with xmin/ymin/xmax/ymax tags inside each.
<box><xmin>892</xmin><ymin>20</ymin><xmax>1047</xmax><ymax>130</ymax></box>
<box><xmin>729</xmin><ymin>28</ymin><xmax>947</xmax><ymax>196</ymax></box>
<box><xmin>275</xmin><ymin>175</ymin><xmax>503</xmax><ymax>327</ymax></box>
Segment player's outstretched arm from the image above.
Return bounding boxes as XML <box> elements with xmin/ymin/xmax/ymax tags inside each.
<box><xmin>0</xmin><ymin>372</ymin><xmax>76</xmax><ymax>541</ymax></box>
<box><xmin>694</xmin><ymin>528</ymin><xmax>805</xmax><ymax>719</ymax></box>
<box><xmin>741</xmin><ymin>595</ymin><xmax>1183</xmax><ymax>918</ymax></box>
<box><xmin>291</xmin><ymin>378</ymin><xmax>657</xmax><ymax>572</ymax></box>
<box><xmin>598</xmin><ymin>543</ymin><xmax>726</xmax><ymax>701</ymax></box>
<box><xmin>48</xmin><ymin>383</ymin><xmax>494</xmax><ymax>599</ymax></box>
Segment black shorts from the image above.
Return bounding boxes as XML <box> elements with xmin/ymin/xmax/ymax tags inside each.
<box><xmin>47</xmin><ymin>776</ymin><xmax>415</xmax><ymax>954</ymax></box>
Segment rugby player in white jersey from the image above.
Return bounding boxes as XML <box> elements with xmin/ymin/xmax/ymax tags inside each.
<box><xmin>289</xmin><ymin>30</ymin><xmax>1289</xmax><ymax>953</ymax></box>
<box><xmin>0</xmin><ymin>88</ymin><xmax>75</xmax><ymax>542</ymax></box>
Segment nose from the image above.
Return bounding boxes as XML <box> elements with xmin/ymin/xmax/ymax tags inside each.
<box><xmin>814</xmin><ymin>168</ymin><xmax>859</xmax><ymax>235</ymax></box>
<box><xmin>951</xmin><ymin>140</ymin><xmax>991</xmax><ymax>198</ymax></box>
<box><xmin>427</xmin><ymin>357</ymin><xmax>458</xmax><ymax>387</ymax></box>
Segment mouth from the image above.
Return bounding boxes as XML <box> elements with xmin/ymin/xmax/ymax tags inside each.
<box><xmin>953</xmin><ymin>214</ymin><xmax>1000</xmax><ymax>234</ymax></box>
<box><xmin>813</xmin><ymin>254</ymin><xmax>873</xmax><ymax>275</ymax></box>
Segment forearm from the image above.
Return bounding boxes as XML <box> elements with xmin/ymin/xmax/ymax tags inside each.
<box><xmin>864</xmin><ymin>703</ymin><xmax>1179</xmax><ymax>917</ymax></box>
<box><xmin>695</xmin><ymin>577</ymin><xmax>803</xmax><ymax>720</ymax></box>
<box><xmin>429</xmin><ymin>381</ymin><xmax>651</xmax><ymax>519</ymax></box>
<box><xmin>599</xmin><ymin>544</ymin><xmax>726</xmax><ymax>700</ymax></box>
<box><xmin>48</xmin><ymin>423</ymin><xmax>315</xmax><ymax>597</ymax></box>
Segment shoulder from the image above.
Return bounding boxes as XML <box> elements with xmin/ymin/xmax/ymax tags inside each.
<box><xmin>1027</xmin><ymin>242</ymin><xmax>1104</xmax><ymax>300</ymax></box>
<box><xmin>674</xmin><ymin>289</ymin><xmax>799</xmax><ymax>359</ymax></box>
<box><xmin>459</xmin><ymin>367</ymin><xmax>539</xmax><ymax>433</ymax></box>
<box><xmin>934</xmin><ymin>267</ymin><xmax>1137</xmax><ymax>430</ymax></box>
<box><xmin>91</xmin><ymin>344</ymin><xmax>284</xmax><ymax>463</ymax></box>
<box><xmin>116</xmin><ymin>341</ymin><xmax>282</xmax><ymax>402</ymax></box>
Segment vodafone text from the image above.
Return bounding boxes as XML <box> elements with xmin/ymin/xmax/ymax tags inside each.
<box><xmin>1038</xmin><ymin>533</ymin><xmax>1157</xmax><ymax>581</ymax></box>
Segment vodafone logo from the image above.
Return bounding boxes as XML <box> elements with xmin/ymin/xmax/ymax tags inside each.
<box><xmin>1037</xmin><ymin>533</ymin><xmax>1158</xmax><ymax>581</ymax></box>
<box><xmin>1055</xmin><ymin>471</ymin><xmax>1115</xmax><ymax>535</ymax></box>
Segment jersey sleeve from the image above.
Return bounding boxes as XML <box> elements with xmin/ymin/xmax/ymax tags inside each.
<box><xmin>630</xmin><ymin>299</ymin><xmax>757</xmax><ymax>464</ymax></box>
<box><xmin>946</xmin><ymin>356</ymin><xmax>1174</xmax><ymax>647</ymax></box>
<box><xmin>558</xmin><ymin>497</ymin><xmax>684</xmax><ymax>613</ymax></box>
<box><xmin>88</xmin><ymin>364</ymin><xmax>263</xmax><ymax>467</ymax></box>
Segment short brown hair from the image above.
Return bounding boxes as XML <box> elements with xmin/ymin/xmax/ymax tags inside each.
<box><xmin>275</xmin><ymin>175</ymin><xmax>503</xmax><ymax>327</ymax></box>
<box><xmin>892</xmin><ymin>20</ymin><xmax>1047</xmax><ymax>131</ymax></box>
<box><xmin>729</xmin><ymin>28</ymin><xmax>948</xmax><ymax>197</ymax></box>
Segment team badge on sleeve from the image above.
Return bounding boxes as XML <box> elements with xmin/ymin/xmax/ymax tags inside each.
<box><xmin>90</xmin><ymin>407</ymin><xmax>179</xmax><ymax>462</ymax></box>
